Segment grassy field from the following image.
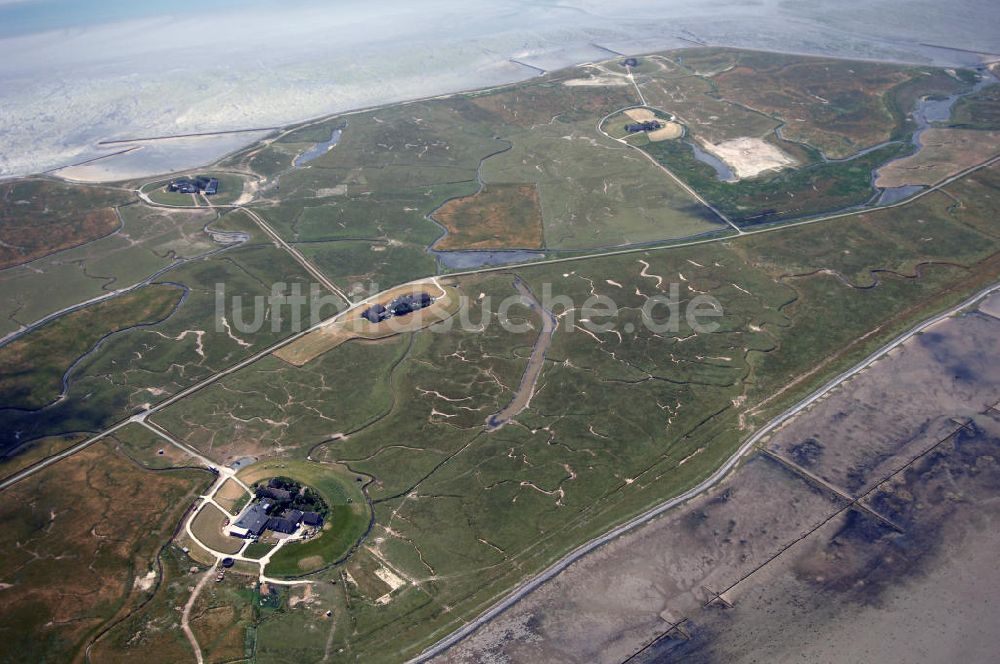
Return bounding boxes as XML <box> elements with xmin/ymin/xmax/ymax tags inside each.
<box><xmin>108</xmin><ymin>422</ymin><xmax>196</xmax><ymax>469</ymax></box>
<box><xmin>0</xmin><ymin>178</ymin><xmax>130</xmax><ymax>270</ymax></box>
<box><xmin>636</xmin><ymin>58</ymin><xmax>780</xmax><ymax>144</ymax></box>
<box><xmin>707</xmin><ymin>49</ymin><xmax>952</xmax><ymax>157</ymax></box>
<box><xmin>949</xmin><ymin>82</ymin><xmax>1000</xmax><ymax>130</ymax></box>
<box><xmin>0</xmin><ymin>202</ymin><xmax>226</xmax><ymax>337</ymax></box>
<box><xmin>232</xmin><ymin>50</ymin><xmax>972</xmax><ymax>262</ymax></box>
<box><xmin>151</xmin><ymin>163</ymin><xmax>1000</xmax><ymax>661</ymax></box>
<box><xmin>0</xmin><ymin>433</ymin><xmax>87</xmax><ymax>483</ymax></box>
<box><xmin>642</xmin><ymin>137</ymin><xmax>911</xmax><ymax>224</ymax></box>
<box><xmin>191</xmin><ymin>503</ymin><xmax>244</xmax><ymax>555</ymax></box>
<box><xmin>0</xmin><ymin>217</ymin><xmax>320</xmax><ymax>453</ymax></box>
<box><xmin>147</xmin><ymin>186</ymin><xmax>200</xmax><ymax>207</ymax></box>
<box><xmin>152</xmin><ymin>335</ymin><xmax>410</xmax><ymax>462</ymax></box>
<box><xmin>875</xmin><ymin>128</ymin><xmax>1000</xmax><ymax>187</ymax></box>
<box><xmin>232</xmin><ymin>65</ymin><xmax>721</xmax><ymax>261</ymax></box>
<box><xmin>90</xmin><ymin>546</ymin><xmax>209</xmax><ymax>663</ymax></box>
<box><xmin>236</xmin><ymin>460</ymin><xmax>370</xmax><ymax>578</ymax></box>
<box><xmin>622</xmin><ymin>48</ymin><xmax>982</xmax><ymax>226</ymax></box>
<box><xmin>466</xmin><ymin>76</ymin><xmax>636</xmax><ymax>128</ymax></box>
<box><xmin>0</xmin><ymin>283</ymin><xmax>184</xmax><ymax>411</ymax></box>
<box><xmin>475</xmin><ymin>88</ymin><xmax>722</xmax><ymax>248</ymax></box>
<box><xmin>0</xmin><ymin>441</ymin><xmax>210</xmax><ymax>664</ymax></box>
<box><xmin>244</xmin><ymin>541</ymin><xmax>275</xmax><ymax>559</ymax></box>
<box><xmin>189</xmin><ymin>572</ymin><xmax>256</xmax><ymax>663</ymax></box>
<box><xmin>253</xmin><ymin>582</ymin><xmax>341</xmax><ymax>664</ymax></box>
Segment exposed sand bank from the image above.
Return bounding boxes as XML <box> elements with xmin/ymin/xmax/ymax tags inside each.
<box><xmin>699</xmin><ymin>136</ymin><xmax>796</xmax><ymax>179</ymax></box>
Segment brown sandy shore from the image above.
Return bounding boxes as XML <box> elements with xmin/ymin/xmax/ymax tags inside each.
<box><xmin>438</xmin><ymin>296</ymin><xmax>1000</xmax><ymax>663</ymax></box>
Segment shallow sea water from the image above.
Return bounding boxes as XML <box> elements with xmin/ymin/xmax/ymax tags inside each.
<box><xmin>1</xmin><ymin>0</ymin><xmax>997</xmax><ymax>178</ymax></box>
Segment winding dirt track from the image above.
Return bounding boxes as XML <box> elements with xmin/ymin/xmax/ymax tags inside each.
<box><xmin>181</xmin><ymin>568</ymin><xmax>213</xmax><ymax>664</ymax></box>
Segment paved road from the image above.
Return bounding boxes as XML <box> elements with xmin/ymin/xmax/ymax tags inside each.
<box><xmin>625</xmin><ymin>63</ymin><xmax>647</xmax><ymax>106</ymax></box>
<box><xmin>407</xmin><ymin>279</ymin><xmax>1000</xmax><ymax>663</ymax></box>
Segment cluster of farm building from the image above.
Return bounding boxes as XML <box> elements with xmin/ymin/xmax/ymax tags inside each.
<box><xmin>168</xmin><ymin>175</ymin><xmax>219</xmax><ymax>195</ymax></box>
<box><xmin>361</xmin><ymin>291</ymin><xmax>434</xmax><ymax>323</ymax></box>
<box><xmin>625</xmin><ymin>120</ymin><xmax>663</xmax><ymax>133</ymax></box>
<box><xmin>228</xmin><ymin>478</ymin><xmax>325</xmax><ymax>539</ymax></box>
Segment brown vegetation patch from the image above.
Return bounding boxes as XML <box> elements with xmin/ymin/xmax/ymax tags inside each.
<box><xmin>875</xmin><ymin>128</ymin><xmax>1000</xmax><ymax>188</ymax></box>
<box><xmin>624</xmin><ymin>108</ymin><xmax>657</xmax><ymax>122</ymax></box>
<box><xmin>0</xmin><ymin>179</ymin><xmax>129</xmax><ymax>269</ymax></box>
<box><xmin>91</xmin><ymin>550</ymin><xmax>210</xmax><ymax>664</ymax></box>
<box><xmin>192</xmin><ymin>606</ymin><xmax>244</xmax><ymax>662</ymax></box>
<box><xmin>0</xmin><ymin>441</ymin><xmax>209</xmax><ymax>663</ymax></box>
<box><xmin>0</xmin><ymin>434</ymin><xmax>87</xmax><ymax>484</ymax></box>
<box><xmin>432</xmin><ymin>184</ymin><xmax>544</xmax><ymax>251</ymax></box>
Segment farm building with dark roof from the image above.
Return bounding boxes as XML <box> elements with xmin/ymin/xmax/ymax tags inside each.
<box><xmin>302</xmin><ymin>512</ymin><xmax>324</xmax><ymax>527</ymax></box>
<box><xmin>625</xmin><ymin>120</ymin><xmax>662</xmax><ymax>133</ymax></box>
<box><xmin>267</xmin><ymin>517</ymin><xmax>299</xmax><ymax>535</ymax></box>
<box><xmin>257</xmin><ymin>486</ymin><xmax>293</xmax><ymax>502</ymax></box>
<box><xmin>282</xmin><ymin>508</ymin><xmax>304</xmax><ymax>524</ymax></box>
<box><xmin>362</xmin><ymin>303</ymin><xmax>389</xmax><ymax>323</ymax></box>
<box><xmin>233</xmin><ymin>503</ymin><xmax>270</xmax><ymax>538</ymax></box>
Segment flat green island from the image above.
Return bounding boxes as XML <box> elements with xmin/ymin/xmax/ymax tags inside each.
<box><xmin>2</xmin><ymin>45</ymin><xmax>1000</xmax><ymax>664</ymax></box>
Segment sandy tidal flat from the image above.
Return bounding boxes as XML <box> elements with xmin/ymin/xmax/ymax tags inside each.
<box><xmin>700</xmin><ymin>136</ymin><xmax>796</xmax><ymax>179</ymax></box>
<box><xmin>3</xmin><ymin>0</ymin><xmax>998</xmax><ymax>179</ymax></box>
